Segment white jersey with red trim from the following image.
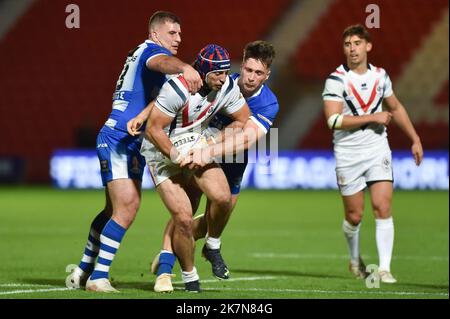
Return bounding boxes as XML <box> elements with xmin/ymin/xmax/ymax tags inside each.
<box><xmin>155</xmin><ymin>74</ymin><xmax>246</xmax><ymax>137</ymax></box>
<box><xmin>322</xmin><ymin>63</ymin><xmax>393</xmax><ymax>151</ymax></box>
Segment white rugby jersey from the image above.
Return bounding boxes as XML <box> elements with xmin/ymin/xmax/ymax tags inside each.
<box><xmin>322</xmin><ymin>64</ymin><xmax>393</xmax><ymax>151</ymax></box>
<box><xmin>155</xmin><ymin>75</ymin><xmax>246</xmax><ymax>137</ymax></box>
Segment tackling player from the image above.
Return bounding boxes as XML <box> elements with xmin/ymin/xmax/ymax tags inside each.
<box><xmin>66</xmin><ymin>11</ymin><xmax>202</xmax><ymax>293</ymax></box>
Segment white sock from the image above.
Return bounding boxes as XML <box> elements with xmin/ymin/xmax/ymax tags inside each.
<box><xmin>205</xmin><ymin>233</ymin><xmax>221</xmax><ymax>250</ymax></box>
<box><xmin>181</xmin><ymin>267</ymin><xmax>199</xmax><ymax>283</ymax></box>
<box><xmin>342</xmin><ymin>219</ymin><xmax>361</xmax><ymax>265</ymax></box>
<box><xmin>376</xmin><ymin>217</ymin><xmax>394</xmax><ymax>272</ymax></box>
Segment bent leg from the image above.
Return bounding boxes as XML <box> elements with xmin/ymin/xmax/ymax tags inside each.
<box><xmin>156</xmin><ymin>175</ymin><xmax>195</xmax><ymax>273</ymax></box>
<box><xmin>193</xmin><ymin>164</ymin><xmax>232</xmax><ymax>239</ymax></box>
<box><xmin>89</xmin><ymin>179</ymin><xmax>141</xmax><ymax>281</ymax></box>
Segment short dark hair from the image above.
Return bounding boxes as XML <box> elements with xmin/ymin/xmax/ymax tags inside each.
<box><xmin>343</xmin><ymin>24</ymin><xmax>371</xmax><ymax>43</ymax></box>
<box><xmin>149</xmin><ymin>11</ymin><xmax>180</xmax><ymax>31</ymax></box>
<box><xmin>243</xmin><ymin>40</ymin><xmax>276</xmax><ymax>68</ymax></box>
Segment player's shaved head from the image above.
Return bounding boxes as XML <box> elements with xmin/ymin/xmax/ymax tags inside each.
<box><xmin>243</xmin><ymin>40</ymin><xmax>276</xmax><ymax>69</ymax></box>
<box><xmin>149</xmin><ymin>11</ymin><xmax>180</xmax><ymax>32</ymax></box>
<box><xmin>343</xmin><ymin>24</ymin><xmax>371</xmax><ymax>43</ymax></box>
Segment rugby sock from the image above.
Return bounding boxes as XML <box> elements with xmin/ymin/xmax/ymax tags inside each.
<box><xmin>78</xmin><ymin>211</ymin><xmax>110</xmax><ymax>273</ymax></box>
<box><xmin>375</xmin><ymin>217</ymin><xmax>394</xmax><ymax>272</ymax></box>
<box><xmin>205</xmin><ymin>234</ymin><xmax>221</xmax><ymax>250</ymax></box>
<box><xmin>181</xmin><ymin>267</ymin><xmax>199</xmax><ymax>283</ymax></box>
<box><xmin>157</xmin><ymin>250</ymin><xmax>176</xmax><ymax>276</ymax></box>
<box><xmin>90</xmin><ymin>219</ymin><xmax>126</xmax><ymax>280</ymax></box>
<box><xmin>342</xmin><ymin>219</ymin><xmax>361</xmax><ymax>265</ymax></box>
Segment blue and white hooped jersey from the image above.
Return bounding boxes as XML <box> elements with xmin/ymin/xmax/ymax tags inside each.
<box><xmin>104</xmin><ymin>40</ymin><xmax>172</xmax><ymax>134</ymax></box>
<box><xmin>209</xmin><ymin>73</ymin><xmax>279</xmax><ymax>134</ymax></box>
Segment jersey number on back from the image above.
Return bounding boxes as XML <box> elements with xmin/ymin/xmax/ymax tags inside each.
<box><xmin>115</xmin><ymin>45</ymin><xmax>140</xmax><ymax>91</ymax></box>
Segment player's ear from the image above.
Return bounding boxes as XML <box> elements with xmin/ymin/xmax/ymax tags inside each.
<box><xmin>366</xmin><ymin>42</ymin><xmax>373</xmax><ymax>52</ymax></box>
<box><xmin>265</xmin><ymin>70</ymin><xmax>271</xmax><ymax>81</ymax></box>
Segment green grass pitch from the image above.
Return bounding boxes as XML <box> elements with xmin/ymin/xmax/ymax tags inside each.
<box><xmin>0</xmin><ymin>187</ymin><xmax>448</xmax><ymax>299</ymax></box>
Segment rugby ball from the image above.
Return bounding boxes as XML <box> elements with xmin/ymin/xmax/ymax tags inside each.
<box><xmin>169</xmin><ymin>132</ymin><xmax>208</xmax><ymax>158</ymax></box>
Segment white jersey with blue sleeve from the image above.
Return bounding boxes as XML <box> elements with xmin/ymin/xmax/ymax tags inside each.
<box><xmin>104</xmin><ymin>40</ymin><xmax>172</xmax><ymax>133</ymax></box>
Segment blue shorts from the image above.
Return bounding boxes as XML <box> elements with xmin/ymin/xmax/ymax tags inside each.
<box><xmin>220</xmin><ymin>162</ymin><xmax>248</xmax><ymax>195</ymax></box>
<box><xmin>96</xmin><ymin>126</ymin><xmax>146</xmax><ymax>186</ymax></box>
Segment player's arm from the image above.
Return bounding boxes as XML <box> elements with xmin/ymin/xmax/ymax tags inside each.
<box><xmin>324</xmin><ymin>100</ymin><xmax>393</xmax><ymax>130</ymax></box>
<box><xmin>145</xmin><ymin>78</ymin><xmax>188</xmax><ymax>164</ymax></box>
<box><xmin>208</xmin><ymin>112</ymin><xmax>268</xmax><ymax>159</ymax></box>
<box><xmin>145</xmin><ymin>107</ymin><xmax>181</xmax><ymax>163</ymax></box>
<box><xmin>207</xmin><ymin>103</ymin><xmax>251</xmax><ymax>145</ymax></box>
<box><xmin>147</xmin><ymin>55</ymin><xmax>202</xmax><ymax>93</ymax></box>
<box><xmin>384</xmin><ymin>93</ymin><xmax>423</xmax><ymax>165</ymax></box>
<box><xmin>127</xmin><ymin>100</ymin><xmax>155</xmax><ymax>136</ymax></box>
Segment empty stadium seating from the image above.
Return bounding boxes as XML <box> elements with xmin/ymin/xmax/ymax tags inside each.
<box><xmin>0</xmin><ymin>0</ymin><xmax>291</xmax><ymax>182</ymax></box>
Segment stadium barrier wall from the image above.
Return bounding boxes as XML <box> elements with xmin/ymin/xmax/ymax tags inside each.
<box><xmin>50</xmin><ymin>150</ymin><xmax>449</xmax><ymax>190</ymax></box>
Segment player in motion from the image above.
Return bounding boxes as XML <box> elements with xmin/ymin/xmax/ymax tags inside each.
<box><xmin>142</xmin><ymin>41</ymin><xmax>279</xmax><ymax>293</ymax></box>
<box><xmin>322</xmin><ymin>24</ymin><xmax>423</xmax><ymax>283</ymax></box>
<box><xmin>66</xmin><ymin>11</ymin><xmax>202</xmax><ymax>292</ymax></box>
<box><xmin>140</xmin><ymin>44</ymin><xmax>251</xmax><ymax>292</ymax></box>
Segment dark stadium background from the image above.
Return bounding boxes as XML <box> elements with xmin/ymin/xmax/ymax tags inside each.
<box><xmin>0</xmin><ymin>0</ymin><xmax>447</xmax><ymax>184</ymax></box>
<box><xmin>0</xmin><ymin>0</ymin><xmax>448</xmax><ymax>301</ymax></box>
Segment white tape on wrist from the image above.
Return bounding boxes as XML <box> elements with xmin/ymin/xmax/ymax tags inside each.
<box><xmin>327</xmin><ymin>113</ymin><xmax>343</xmax><ymax>130</ymax></box>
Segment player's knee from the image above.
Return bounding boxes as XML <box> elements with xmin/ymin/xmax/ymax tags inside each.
<box><xmin>120</xmin><ymin>195</ymin><xmax>141</xmax><ymax>215</ymax></box>
<box><xmin>345</xmin><ymin>209</ymin><xmax>363</xmax><ymax>225</ymax></box>
<box><xmin>373</xmin><ymin>202</ymin><xmax>391</xmax><ymax>218</ymax></box>
<box><xmin>211</xmin><ymin>191</ymin><xmax>232</xmax><ymax>211</ymax></box>
<box><xmin>174</xmin><ymin>214</ymin><xmax>193</xmax><ymax>237</ymax></box>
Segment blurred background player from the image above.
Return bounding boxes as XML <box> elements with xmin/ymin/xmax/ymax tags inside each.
<box><xmin>148</xmin><ymin>40</ymin><xmax>279</xmax><ymax>292</ymax></box>
<box><xmin>66</xmin><ymin>11</ymin><xmax>202</xmax><ymax>293</ymax></box>
<box><xmin>140</xmin><ymin>44</ymin><xmax>250</xmax><ymax>292</ymax></box>
<box><xmin>322</xmin><ymin>24</ymin><xmax>423</xmax><ymax>283</ymax></box>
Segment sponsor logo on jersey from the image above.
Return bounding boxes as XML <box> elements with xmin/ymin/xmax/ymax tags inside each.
<box><xmin>172</xmin><ymin>135</ymin><xmax>197</xmax><ymax>148</ymax></box>
<box><xmin>97</xmin><ymin>143</ymin><xmax>108</xmax><ymax>148</ymax></box>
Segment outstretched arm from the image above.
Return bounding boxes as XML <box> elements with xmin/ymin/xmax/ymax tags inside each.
<box><xmin>147</xmin><ymin>55</ymin><xmax>202</xmax><ymax>93</ymax></box>
<box><xmin>127</xmin><ymin>100</ymin><xmax>155</xmax><ymax>136</ymax></box>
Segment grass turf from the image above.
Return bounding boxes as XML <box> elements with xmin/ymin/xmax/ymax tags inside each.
<box><xmin>0</xmin><ymin>187</ymin><xmax>448</xmax><ymax>299</ymax></box>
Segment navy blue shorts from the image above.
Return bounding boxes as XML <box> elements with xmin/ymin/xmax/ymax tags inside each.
<box><xmin>220</xmin><ymin>162</ymin><xmax>248</xmax><ymax>195</ymax></box>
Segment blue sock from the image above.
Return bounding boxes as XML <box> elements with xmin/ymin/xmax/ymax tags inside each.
<box><xmin>157</xmin><ymin>251</ymin><xmax>176</xmax><ymax>276</ymax></box>
<box><xmin>78</xmin><ymin>211</ymin><xmax>110</xmax><ymax>273</ymax></box>
<box><xmin>90</xmin><ymin>219</ymin><xmax>126</xmax><ymax>280</ymax></box>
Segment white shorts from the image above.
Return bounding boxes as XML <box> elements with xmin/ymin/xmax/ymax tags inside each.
<box><xmin>140</xmin><ymin>133</ymin><xmax>207</xmax><ymax>187</ymax></box>
<box><xmin>140</xmin><ymin>138</ymin><xmax>183</xmax><ymax>187</ymax></box>
<box><xmin>335</xmin><ymin>144</ymin><xmax>393</xmax><ymax>196</ymax></box>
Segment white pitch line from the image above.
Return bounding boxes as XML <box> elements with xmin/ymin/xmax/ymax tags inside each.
<box><xmin>0</xmin><ymin>287</ymin><xmax>70</xmax><ymax>295</ymax></box>
<box><xmin>250</xmin><ymin>253</ymin><xmax>449</xmax><ymax>261</ymax></box>
<box><xmin>0</xmin><ymin>284</ymin><xmax>54</xmax><ymax>288</ymax></box>
<box><xmin>174</xmin><ymin>286</ymin><xmax>449</xmax><ymax>297</ymax></box>
<box><xmin>173</xmin><ymin>276</ymin><xmax>279</xmax><ymax>285</ymax></box>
